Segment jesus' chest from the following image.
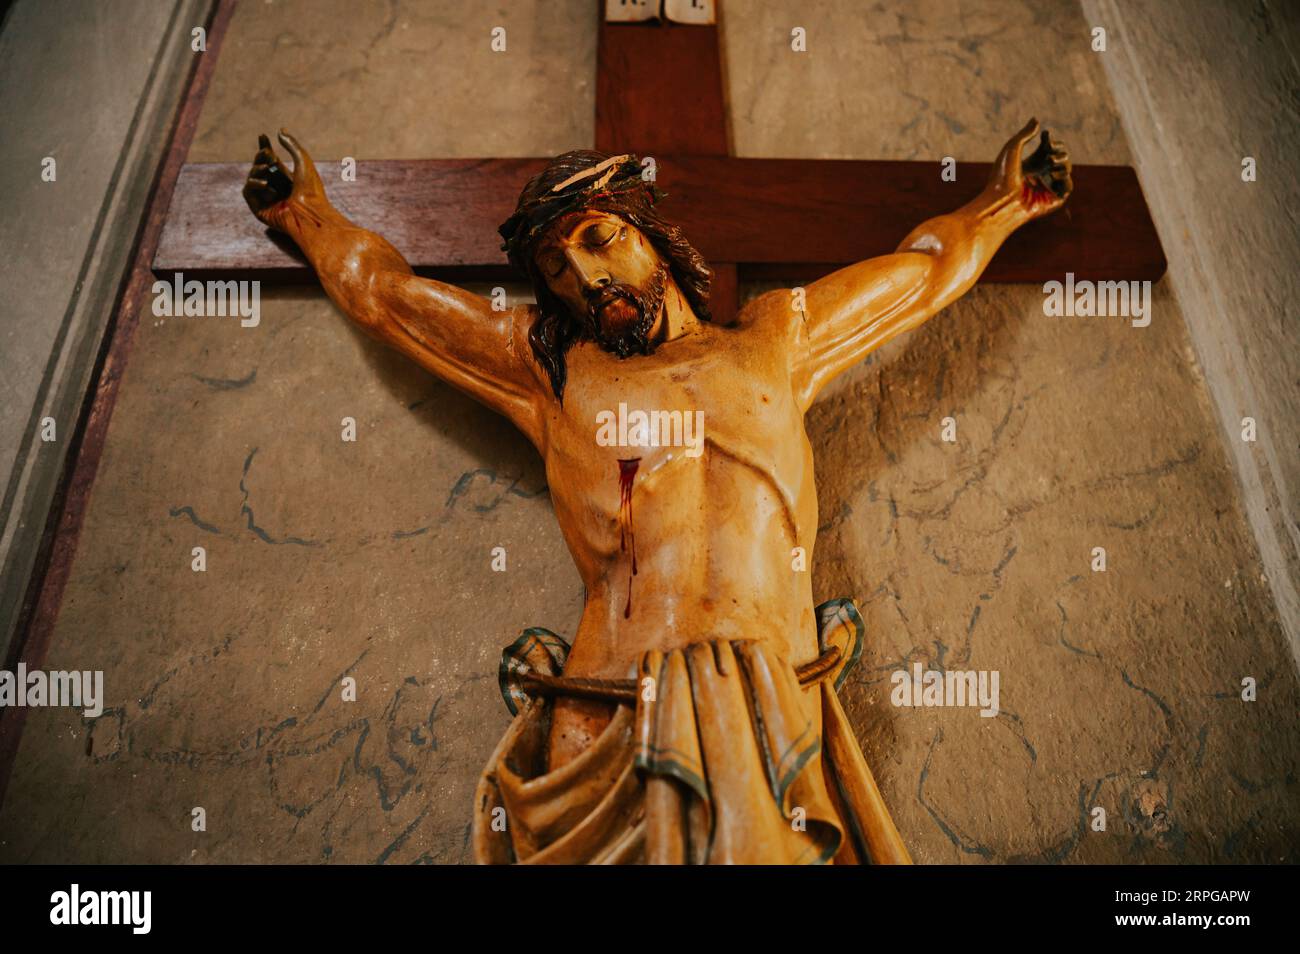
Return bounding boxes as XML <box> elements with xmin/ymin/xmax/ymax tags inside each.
<box><xmin>537</xmin><ymin>330</ymin><xmax>816</xmax><ymax>544</ymax></box>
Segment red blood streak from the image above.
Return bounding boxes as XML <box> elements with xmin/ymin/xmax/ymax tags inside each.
<box><xmin>618</xmin><ymin>458</ymin><xmax>640</xmax><ymax>618</ymax></box>
<box><xmin>1020</xmin><ymin>180</ymin><xmax>1055</xmax><ymax>210</ymax></box>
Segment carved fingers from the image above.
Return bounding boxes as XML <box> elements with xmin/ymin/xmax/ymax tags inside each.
<box><xmin>1023</xmin><ymin>130</ymin><xmax>1072</xmax><ymax>197</ymax></box>
<box><xmin>242</xmin><ymin>133</ymin><xmax>295</xmax><ymax>221</ymax></box>
<box><xmin>986</xmin><ymin>119</ymin><xmax>1072</xmax><ymax>217</ymax></box>
<box><xmin>242</xmin><ymin>129</ymin><xmax>325</xmax><ymax>227</ymax></box>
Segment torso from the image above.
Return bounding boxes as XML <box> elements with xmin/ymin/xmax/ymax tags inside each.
<box><xmin>530</xmin><ymin>293</ymin><xmax>822</xmax><ymax>767</ymax></box>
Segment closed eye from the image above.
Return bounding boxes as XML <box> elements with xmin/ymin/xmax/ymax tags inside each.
<box><xmin>585</xmin><ymin>223</ymin><xmax>619</xmax><ymax>246</ymax></box>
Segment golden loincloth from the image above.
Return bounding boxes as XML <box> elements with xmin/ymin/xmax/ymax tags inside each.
<box><xmin>472</xmin><ymin>600</ymin><xmax>911</xmax><ymax>865</ymax></box>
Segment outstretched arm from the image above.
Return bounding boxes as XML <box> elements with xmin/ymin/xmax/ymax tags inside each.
<box><xmin>243</xmin><ymin>131</ymin><xmax>545</xmax><ymax>448</ymax></box>
<box><xmin>791</xmin><ymin>119</ymin><xmax>1071</xmax><ymax>409</ymax></box>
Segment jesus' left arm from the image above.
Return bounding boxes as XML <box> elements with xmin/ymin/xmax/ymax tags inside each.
<box><xmin>789</xmin><ymin>118</ymin><xmax>1072</xmax><ymax>410</ymax></box>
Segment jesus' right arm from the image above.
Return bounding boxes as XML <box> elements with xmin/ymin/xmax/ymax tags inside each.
<box><xmin>243</xmin><ymin>131</ymin><xmax>546</xmax><ymax>449</ymax></box>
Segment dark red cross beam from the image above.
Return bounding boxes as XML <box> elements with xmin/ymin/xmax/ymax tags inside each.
<box><xmin>154</xmin><ymin>4</ymin><xmax>1166</xmax><ymax>322</ymax></box>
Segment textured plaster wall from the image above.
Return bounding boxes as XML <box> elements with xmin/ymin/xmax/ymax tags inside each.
<box><xmin>1084</xmin><ymin>0</ymin><xmax>1300</xmax><ymax>670</ymax></box>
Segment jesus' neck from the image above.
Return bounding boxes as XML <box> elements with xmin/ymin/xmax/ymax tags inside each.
<box><xmin>648</xmin><ymin>278</ymin><xmax>701</xmax><ymax>346</ymax></box>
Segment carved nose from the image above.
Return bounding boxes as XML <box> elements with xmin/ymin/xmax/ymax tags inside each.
<box><xmin>566</xmin><ymin>249</ymin><xmax>610</xmax><ymax>290</ymax></box>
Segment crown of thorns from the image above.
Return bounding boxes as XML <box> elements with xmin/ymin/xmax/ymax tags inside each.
<box><xmin>498</xmin><ymin>153</ymin><xmax>666</xmax><ymax>272</ymax></box>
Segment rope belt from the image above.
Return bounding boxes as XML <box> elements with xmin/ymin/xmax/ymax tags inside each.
<box><xmin>516</xmin><ymin>644</ymin><xmax>843</xmax><ymax>704</ymax></box>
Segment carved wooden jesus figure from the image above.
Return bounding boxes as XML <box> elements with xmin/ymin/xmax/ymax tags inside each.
<box><xmin>243</xmin><ymin>121</ymin><xmax>1072</xmax><ymax>865</ymax></box>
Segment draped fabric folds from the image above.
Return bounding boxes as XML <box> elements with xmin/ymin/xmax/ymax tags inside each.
<box><xmin>472</xmin><ymin>599</ymin><xmax>910</xmax><ymax>865</ymax></box>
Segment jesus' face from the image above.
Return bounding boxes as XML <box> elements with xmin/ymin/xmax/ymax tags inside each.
<box><xmin>535</xmin><ymin>210</ymin><xmax>670</xmax><ymax>357</ymax></box>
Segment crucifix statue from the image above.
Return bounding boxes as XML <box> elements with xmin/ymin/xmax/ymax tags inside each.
<box><xmin>241</xmin><ymin>111</ymin><xmax>1071</xmax><ymax>863</ymax></box>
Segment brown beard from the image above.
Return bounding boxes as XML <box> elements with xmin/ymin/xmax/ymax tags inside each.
<box><xmin>579</xmin><ymin>263</ymin><xmax>669</xmax><ymax>358</ymax></box>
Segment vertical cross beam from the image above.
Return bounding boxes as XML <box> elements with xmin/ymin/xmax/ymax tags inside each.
<box><xmin>595</xmin><ymin>6</ymin><xmax>738</xmax><ymax>322</ymax></box>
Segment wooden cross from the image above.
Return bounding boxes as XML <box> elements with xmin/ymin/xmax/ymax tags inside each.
<box><xmin>154</xmin><ymin>2</ymin><xmax>1165</xmax><ymax>323</ymax></box>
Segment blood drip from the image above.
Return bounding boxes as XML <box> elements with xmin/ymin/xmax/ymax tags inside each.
<box><xmin>618</xmin><ymin>458</ymin><xmax>640</xmax><ymax>618</ymax></box>
<box><xmin>1020</xmin><ymin>179</ymin><xmax>1055</xmax><ymax>210</ymax></box>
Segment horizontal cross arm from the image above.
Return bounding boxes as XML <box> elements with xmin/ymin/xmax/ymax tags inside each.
<box><xmin>155</xmin><ymin>156</ymin><xmax>1165</xmax><ymax>284</ymax></box>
